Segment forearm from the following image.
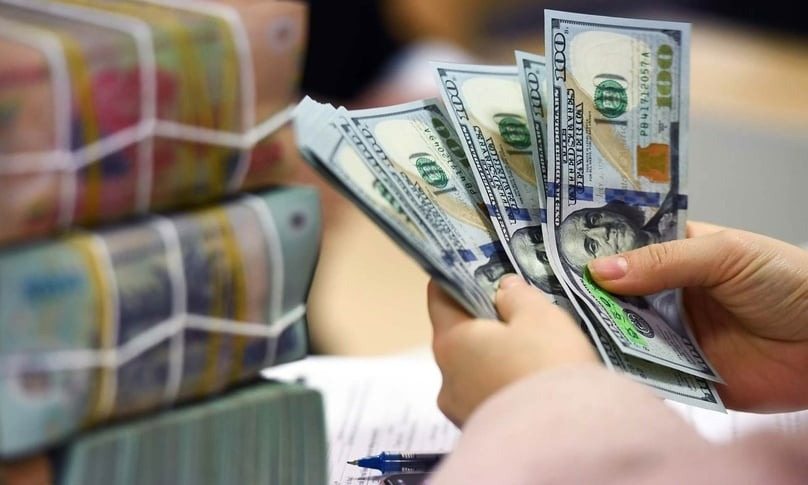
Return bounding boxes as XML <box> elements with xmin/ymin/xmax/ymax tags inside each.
<box><xmin>431</xmin><ymin>364</ymin><xmax>711</xmax><ymax>484</ymax></box>
<box><xmin>432</xmin><ymin>364</ymin><xmax>808</xmax><ymax>484</ymax></box>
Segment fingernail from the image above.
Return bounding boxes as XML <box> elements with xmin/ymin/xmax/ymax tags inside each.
<box><xmin>497</xmin><ymin>274</ymin><xmax>524</xmax><ymax>290</ymax></box>
<box><xmin>588</xmin><ymin>256</ymin><xmax>628</xmax><ymax>280</ymax></box>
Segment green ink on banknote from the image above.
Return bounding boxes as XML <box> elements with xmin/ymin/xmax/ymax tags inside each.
<box><xmin>415</xmin><ymin>156</ymin><xmax>449</xmax><ymax>188</ymax></box>
<box><xmin>432</xmin><ymin>116</ymin><xmax>469</xmax><ymax>164</ymax></box>
<box><xmin>656</xmin><ymin>44</ymin><xmax>674</xmax><ymax>108</ymax></box>
<box><xmin>445</xmin><ymin>137</ymin><xmax>467</xmax><ymax>160</ymax></box>
<box><xmin>582</xmin><ymin>267</ymin><xmax>646</xmax><ymax>346</ymax></box>
<box><xmin>431</xmin><ymin>116</ymin><xmax>453</xmax><ymax>138</ymax></box>
<box><xmin>496</xmin><ymin>115</ymin><xmax>531</xmax><ymax>149</ymax></box>
<box><xmin>594</xmin><ymin>79</ymin><xmax>627</xmax><ymax>118</ymax></box>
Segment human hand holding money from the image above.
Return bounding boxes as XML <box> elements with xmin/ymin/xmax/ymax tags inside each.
<box><xmin>294</xmin><ymin>9</ymin><xmax>727</xmax><ymax>412</ymax></box>
<box><xmin>589</xmin><ymin>221</ymin><xmax>808</xmax><ymax>412</ymax></box>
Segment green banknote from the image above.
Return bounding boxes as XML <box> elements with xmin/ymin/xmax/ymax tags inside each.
<box><xmin>432</xmin><ymin>62</ymin><xmax>562</xmax><ymax>295</ymax></box>
<box><xmin>291</xmin><ymin>9</ymin><xmax>726</xmax><ymax>411</ymax></box>
<box><xmin>516</xmin><ymin>50</ymin><xmax>723</xmax><ymax>411</ymax></box>
<box><xmin>343</xmin><ymin>99</ymin><xmax>515</xmax><ymax>309</ymax></box>
<box><xmin>544</xmin><ymin>10</ymin><xmax>719</xmax><ymax>380</ymax></box>
<box><xmin>586</xmin><ymin>310</ymin><xmax>723</xmax><ymax>410</ymax></box>
<box><xmin>294</xmin><ymin>97</ymin><xmax>493</xmax><ymax>318</ymax></box>
<box><xmin>432</xmin><ymin>59</ymin><xmax>610</xmax><ymax>360</ymax></box>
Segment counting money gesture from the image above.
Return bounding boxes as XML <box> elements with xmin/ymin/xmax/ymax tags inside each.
<box><xmin>589</xmin><ymin>222</ymin><xmax>808</xmax><ymax>412</ymax></box>
<box><xmin>543</xmin><ymin>11</ymin><xmax>722</xmax><ymax>381</ymax></box>
<box><xmin>434</xmin><ymin>62</ymin><xmax>562</xmax><ymax>300</ymax></box>
<box><xmin>428</xmin><ymin>275</ymin><xmax>599</xmax><ymax>425</ymax></box>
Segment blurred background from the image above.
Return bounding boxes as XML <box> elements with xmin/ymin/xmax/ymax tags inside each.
<box><xmin>297</xmin><ymin>0</ymin><xmax>808</xmax><ymax>356</ymax></box>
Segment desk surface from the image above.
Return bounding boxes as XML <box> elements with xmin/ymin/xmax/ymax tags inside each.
<box><xmin>300</xmin><ymin>19</ymin><xmax>808</xmax><ymax>356</ymax></box>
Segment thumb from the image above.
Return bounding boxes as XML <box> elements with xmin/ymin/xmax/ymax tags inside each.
<box><xmin>587</xmin><ymin>230</ymin><xmax>755</xmax><ymax>295</ymax></box>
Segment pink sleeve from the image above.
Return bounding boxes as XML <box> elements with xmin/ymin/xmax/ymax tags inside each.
<box><xmin>430</xmin><ymin>364</ymin><xmax>808</xmax><ymax>485</ymax></box>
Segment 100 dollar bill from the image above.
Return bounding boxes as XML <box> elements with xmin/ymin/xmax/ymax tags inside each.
<box><xmin>343</xmin><ymin>99</ymin><xmax>514</xmax><ymax>310</ymax></box>
<box><xmin>294</xmin><ymin>97</ymin><xmax>493</xmax><ymax>318</ymax></box>
<box><xmin>516</xmin><ymin>50</ymin><xmax>723</xmax><ymax>410</ymax></box>
<box><xmin>433</xmin><ymin>62</ymin><xmax>565</xmax><ymax>297</ymax></box>
<box><xmin>544</xmin><ymin>10</ymin><xmax>719</xmax><ymax>381</ymax></box>
<box><xmin>432</xmin><ymin>59</ymin><xmax>597</xmax><ymax>349</ymax></box>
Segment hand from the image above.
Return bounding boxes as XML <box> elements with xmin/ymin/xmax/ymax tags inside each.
<box><xmin>427</xmin><ymin>275</ymin><xmax>599</xmax><ymax>426</ymax></box>
<box><xmin>588</xmin><ymin>221</ymin><xmax>808</xmax><ymax>412</ymax></box>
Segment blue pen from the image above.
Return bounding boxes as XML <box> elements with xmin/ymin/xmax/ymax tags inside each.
<box><xmin>347</xmin><ymin>452</ymin><xmax>445</xmax><ymax>473</ymax></box>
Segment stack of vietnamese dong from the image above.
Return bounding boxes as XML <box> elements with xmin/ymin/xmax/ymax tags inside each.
<box><xmin>0</xmin><ymin>209</ymin><xmax>327</xmax><ymax>480</ymax></box>
<box><xmin>0</xmin><ymin>185</ymin><xmax>322</xmax><ymax>447</ymax></box>
<box><xmin>0</xmin><ymin>0</ymin><xmax>308</xmax><ymax>246</ymax></box>
<box><xmin>0</xmin><ymin>1</ymin><xmax>329</xmax><ymax>484</ymax></box>
<box><xmin>295</xmin><ymin>9</ymin><xmax>727</xmax><ymax>412</ymax></box>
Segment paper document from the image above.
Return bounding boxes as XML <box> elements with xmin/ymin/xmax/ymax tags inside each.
<box><xmin>262</xmin><ymin>350</ymin><xmax>459</xmax><ymax>484</ymax></box>
<box><xmin>667</xmin><ymin>401</ymin><xmax>808</xmax><ymax>442</ymax></box>
<box><xmin>263</xmin><ymin>349</ymin><xmax>808</xmax><ymax>484</ymax></box>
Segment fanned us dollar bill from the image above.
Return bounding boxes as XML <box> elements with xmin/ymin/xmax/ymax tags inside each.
<box><xmin>544</xmin><ymin>10</ymin><xmax>720</xmax><ymax>381</ymax></box>
<box><xmin>341</xmin><ymin>99</ymin><xmax>516</xmax><ymax>312</ymax></box>
<box><xmin>294</xmin><ymin>97</ymin><xmax>497</xmax><ymax>318</ymax></box>
<box><xmin>584</xmin><ymin>306</ymin><xmax>724</xmax><ymax>409</ymax></box>
<box><xmin>432</xmin><ymin>62</ymin><xmax>563</xmax><ymax>297</ymax></box>
<box><xmin>431</xmin><ymin>60</ymin><xmax>593</xmax><ymax>343</ymax></box>
<box><xmin>516</xmin><ymin>50</ymin><xmax>724</xmax><ymax>411</ymax></box>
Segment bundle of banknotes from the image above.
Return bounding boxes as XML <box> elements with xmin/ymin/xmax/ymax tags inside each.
<box><xmin>295</xmin><ymin>10</ymin><xmax>727</xmax><ymax>412</ymax></box>
<box><xmin>60</xmin><ymin>381</ymin><xmax>327</xmax><ymax>485</ymax></box>
<box><xmin>1</xmin><ymin>381</ymin><xmax>327</xmax><ymax>485</ymax></box>
<box><xmin>0</xmin><ymin>0</ymin><xmax>308</xmax><ymax>246</ymax></box>
<box><xmin>0</xmin><ymin>185</ymin><xmax>322</xmax><ymax>458</ymax></box>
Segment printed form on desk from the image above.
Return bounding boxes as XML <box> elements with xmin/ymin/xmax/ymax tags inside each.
<box><xmin>263</xmin><ymin>349</ymin><xmax>808</xmax><ymax>484</ymax></box>
<box><xmin>262</xmin><ymin>348</ymin><xmax>459</xmax><ymax>484</ymax></box>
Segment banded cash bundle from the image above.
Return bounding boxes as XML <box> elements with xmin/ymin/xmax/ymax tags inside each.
<box><xmin>58</xmin><ymin>382</ymin><xmax>326</xmax><ymax>485</ymax></box>
<box><xmin>0</xmin><ymin>0</ymin><xmax>308</xmax><ymax>246</ymax></box>
<box><xmin>0</xmin><ymin>381</ymin><xmax>327</xmax><ymax>485</ymax></box>
<box><xmin>0</xmin><ymin>186</ymin><xmax>321</xmax><ymax>457</ymax></box>
<box><xmin>295</xmin><ymin>10</ymin><xmax>729</xmax><ymax>412</ymax></box>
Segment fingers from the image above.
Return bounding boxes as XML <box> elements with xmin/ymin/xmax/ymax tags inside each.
<box><xmin>427</xmin><ymin>279</ymin><xmax>473</xmax><ymax>336</ymax></box>
<box><xmin>495</xmin><ymin>275</ymin><xmax>558</xmax><ymax>326</ymax></box>
<box><xmin>493</xmin><ymin>275</ymin><xmax>598</xmax><ymax>364</ymax></box>
<box><xmin>587</xmin><ymin>228</ymin><xmax>755</xmax><ymax>295</ymax></box>
<box><xmin>686</xmin><ymin>220</ymin><xmax>726</xmax><ymax>238</ymax></box>
<box><xmin>429</xmin><ymin>276</ymin><xmax>558</xmax><ymax>331</ymax></box>
<box><xmin>428</xmin><ymin>276</ymin><xmax>601</xmax><ymax>426</ymax></box>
